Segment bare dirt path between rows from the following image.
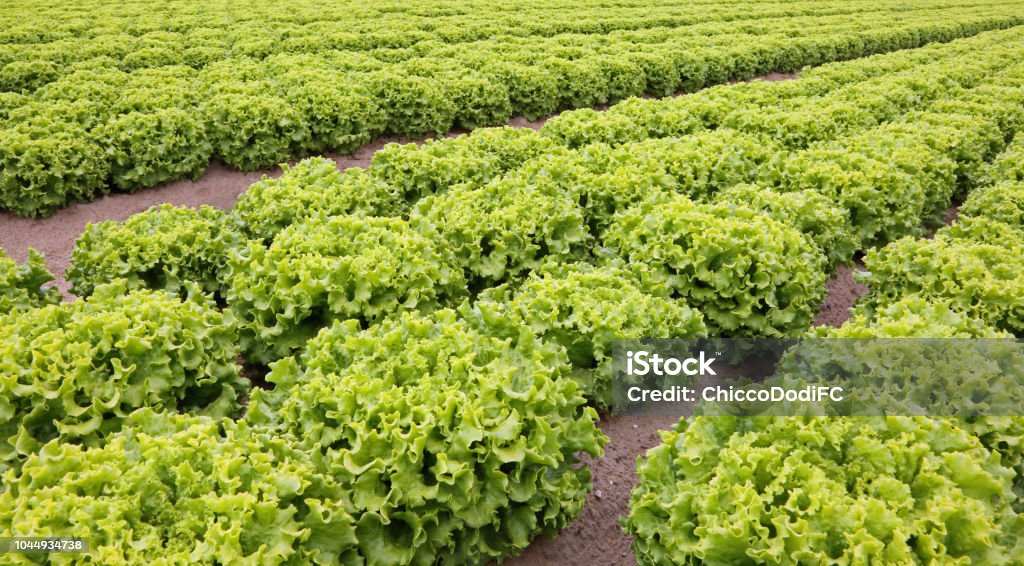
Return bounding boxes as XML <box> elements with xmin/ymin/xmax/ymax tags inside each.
<box><xmin>0</xmin><ymin>71</ymin><xmax>798</xmax><ymax>299</ymax></box>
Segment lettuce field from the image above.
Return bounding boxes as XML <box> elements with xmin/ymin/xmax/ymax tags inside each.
<box><xmin>2</xmin><ymin>0</ymin><xmax>1024</xmax><ymax>564</ymax></box>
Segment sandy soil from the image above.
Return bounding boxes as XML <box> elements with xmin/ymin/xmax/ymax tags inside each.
<box><xmin>756</xmin><ymin>71</ymin><xmax>801</xmax><ymax>82</ymax></box>
<box><xmin>730</xmin><ymin>70</ymin><xmax>801</xmax><ymax>84</ymax></box>
<box><xmin>812</xmin><ymin>264</ymin><xmax>869</xmax><ymax>328</ymax></box>
<box><xmin>508</xmin><ymin>415</ymin><xmax>680</xmax><ymax>566</ymax></box>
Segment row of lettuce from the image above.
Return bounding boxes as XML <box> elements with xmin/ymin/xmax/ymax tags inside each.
<box><xmin>4</xmin><ymin>7</ymin><xmax>1024</xmax><ymax>217</ymax></box>
<box><xmin>3</xmin><ymin>28</ymin><xmax>1024</xmax><ymax>563</ymax></box>
<box><xmin>623</xmin><ymin>138</ymin><xmax>1024</xmax><ymax>564</ymax></box>
<box><xmin>3</xmin><ymin>2</ymin><xmax>1017</xmax><ymax>93</ymax></box>
<box><xmin>2</xmin><ymin>0</ymin><xmax>1005</xmax><ymax>60</ymax></box>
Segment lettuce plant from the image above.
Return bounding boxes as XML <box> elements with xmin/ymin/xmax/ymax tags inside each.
<box><xmin>714</xmin><ymin>184</ymin><xmax>857</xmax><ymax>268</ymax></box>
<box><xmin>0</xmin><ymin>411</ymin><xmax>359</xmax><ymax>564</ymax></box>
<box><xmin>625</xmin><ymin>416</ymin><xmax>1023</xmax><ymax>565</ymax></box>
<box><xmin>100</xmin><ymin>107</ymin><xmax>211</xmax><ymax>191</ymax></box>
<box><xmin>0</xmin><ymin>248</ymin><xmax>60</xmax><ymax>315</ymax></box>
<box><xmin>820</xmin><ymin>296</ymin><xmax>1009</xmax><ymax>339</ymax></box>
<box><xmin>203</xmin><ymin>88</ymin><xmax>309</xmax><ymax>171</ymax></box>
<box><xmin>35</xmin><ymin>68</ymin><xmax>128</xmax><ymax>107</ymax></box>
<box><xmin>475</xmin><ymin>262</ymin><xmax>706</xmax><ymax>409</ymax></box>
<box><xmin>227</xmin><ymin>215</ymin><xmax>465</xmax><ymax>363</ymax></box>
<box><xmin>937</xmin><ymin>216</ymin><xmax>1024</xmax><ymax>247</ymax></box>
<box><xmin>0</xmin><ymin>59</ymin><xmax>59</xmax><ymax>92</ymax></box>
<box><xmin>0</xmin><ymin>120</ymin><xmax>109</xmax><ymax>217</ymax></box>
<box><xmin>506</xmin><ymin>145</ymin><xmax>674</xmax><ymax>236</ymax></box>
<box><xmin>835</xmin><ymin>131</ymin><xmax>958</xmax><ymax>228</ymax></box>
<box><xmin>627</xmin><ymin>131</ymin><xmax>786</xmax><ymax>201</ymax></box>
<box><xmin>723</xmin><ymin>99</ymin><xmax>874</xmax><ymax>149</ymax></box>
<box><xmin>368</xmin><ymin>127</ymin><xmax>555</xmax><ymax>201</ymax></box>
<box><xmin>486</xmin><ymin>61</ymin><xmax>559</xmax><ymax>120</ymax></box>
<box><xmin>245</xmin><ymin>309</ymin><xmax>606</xmax><ymax>565</ymax></box>
<box><xmin>604</xmin><ymin>95</ymin><xmax>705</xmax><ymax>139</ymax></box>
<box><xmin>816</xmin><ymin>298</ymin><xmax>1024</xmax><ymax>511</ymax></box>
<box><xmin>540</xmin><ymin>108</ymin><xmax>647</xmax><ymax>148</ymax></box>
<box><xmin>368</xmin><ymin>71</ymin><xmax>457</xmax><ymax>136</ymax></box>
<box><xmin>604</xmin><ymin>196</ymin><xmax>828</xmax><ymax>336</ymax></box>
<box><xmin>987</xmin><ymin>134</ymin><xmax>1024</xmax><ymax>183</ymax></box>
<box><xmin>774</xmin><ymin>148</ymin><xmax>926</xmax><ymax>248</ymax></box>
<box><xmin>438</xmin><ymin>69</ymin><xmax>513</xmax><ymax>130</ymax></box>
<box><xmin>68</xmin><ymin>204</ymin><xmax>242</xmax><ymax>298</ymax></box>
<box><xmin>542</xmin><ymin>57</ymin><xmax>610</xmax><ymax>110</ymax></box>
<box><xmin>960</xmin><ymin>181</ymin><xmax>1024</xmax><ymax>228</ymax></box>
<box><xmin>411</xmin><ymin>177</ymin><xmax>591</xmax><ymax>287</ymax></box>
<box><xmin>231</xmin><ymin>159</ymin><xmax>405</xmax><ymax>243</ymax></box>
<box><xmin>880</xmin><ymin>112</ymin><xmax>1005</xmax><ymax>198</ymax></box>
<box><xmin>0</xmin><ymin>92</ymin><xmax>25</xmax><ymax>120</ymax></box>
<box><xmin>0</xmin><ymin>281</ymin><xmax>246</xmax><ymax>472</ymax></box>
<box><xmin>858</xmin><ymin>233</ymin><xmax>1024</xmax><ymax>335</ymax></box>
<box><xmin>284</xmin><ymin>74</ymin><xmax>386</xmax><ymax>155</ymax></box>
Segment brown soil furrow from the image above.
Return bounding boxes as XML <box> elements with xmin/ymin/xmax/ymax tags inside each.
<box><xmin>507</xmin><ymin>415</ymin><xmax>677</xmax><ymax>566</ymax></box>
<box><xmin>812</xmin><ymin>264</ymin><xmax>869</xmax><ymax>328</ymax></box>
